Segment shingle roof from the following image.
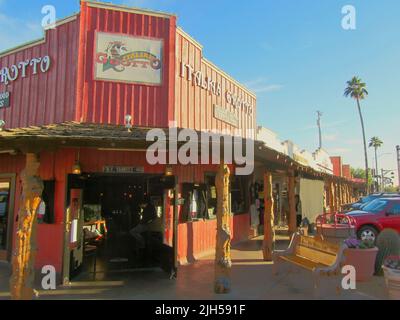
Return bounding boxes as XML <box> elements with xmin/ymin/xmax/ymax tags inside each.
<box><xmin>0</xmin><ymin>121</ymin><xmax>165</xmax><ymax>141</ymax></box>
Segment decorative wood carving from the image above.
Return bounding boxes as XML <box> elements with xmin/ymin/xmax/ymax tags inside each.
<box><xmin>263</xmin><ymin>172</ymin><xmax>275</xmax><ymax>261</ymax></box>
<box><xmin>214</xmin><ymin>164</ymin><xmax>232</xmax><ymax>294</ymax></box>
<box><xmin>10</xmin><ymin>153</ymin><xmax>43</xmax><ymax>300</ymax></box>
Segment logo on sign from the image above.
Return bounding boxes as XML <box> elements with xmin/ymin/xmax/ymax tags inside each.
<box><xmin>94</xmin><ymin>32</ymin><xmax>163</xmax><ymax>85</ymax></box>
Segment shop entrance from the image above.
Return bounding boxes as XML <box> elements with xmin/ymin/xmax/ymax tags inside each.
<box><xmin>63</xmin><ymin>173</ymin><xmax>177</xmax><ymax>283</ymax></box>
<box><xmin>0</xmin><ymin>174</ymin><xmax>16</xmax><ymax>261</ymax></box>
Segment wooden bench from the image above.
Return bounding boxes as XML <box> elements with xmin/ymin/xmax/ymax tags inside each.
<box><xmin>272</xmin><ymin>233</ymin><xmax>347</xmax><ymax>298</ymax></box>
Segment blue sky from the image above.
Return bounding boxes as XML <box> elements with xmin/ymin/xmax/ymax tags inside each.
<box><xmin>1</xmin><ymin>0</ymin><xmax>399</xmax><ymax>183</ymax></box>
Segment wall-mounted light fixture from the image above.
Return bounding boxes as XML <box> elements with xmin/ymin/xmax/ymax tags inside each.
<box><xmin>72</xmin><ymin>149</ymin><xmax>82</xmax><ymax>175</ymax></box>
<box><xmin>125</xmin><ymin>114</ymin><xmax>132</xmax><ymax>129</ymax></box>
<box><xmin>165</xmin><ymin>165</ymin><xmax>174</xmax><ymax>177</ymax></box>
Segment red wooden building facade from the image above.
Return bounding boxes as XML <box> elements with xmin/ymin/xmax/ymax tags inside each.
<box><xmin>0</xmin><ymin>1</ymin><xmax>256</xmax><ymax>282</ymax></box>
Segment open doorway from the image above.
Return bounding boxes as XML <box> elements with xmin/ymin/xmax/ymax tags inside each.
<box><xmin>0</xmin><ymin>174</ymin><xmax>15</xmax><ymax>261</ymax></box>
<box><xmin>64</xmin><ymin>173</ymin><xmax>176</xmax><ymax>282</ymax></box>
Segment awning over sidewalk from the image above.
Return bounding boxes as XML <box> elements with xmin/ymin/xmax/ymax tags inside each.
<box><xmin>0</xmin><ymin>121</ymin><xmax>363</xmax><ymax>187</ymax></box>
<box><xmin>0</xmin><ymin>122</ymin><xmax>166</xmax><ymax>152</ymax></box>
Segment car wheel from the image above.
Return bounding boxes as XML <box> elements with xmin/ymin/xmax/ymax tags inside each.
<box><xmin>357</xmin><ymin>226</ymin><xmax>378</xmax><ymax>243</ymax></box>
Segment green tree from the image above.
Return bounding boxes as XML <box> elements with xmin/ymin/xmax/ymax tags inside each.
<box><xmin>351</xmin><ymin>168</ymin><xmax>373</xmax><ymax>186</ymax></box>
<box><xmin>369</xmin><ymin>136</ymin><xmax>383</xmax><ymax>192</ymax></box>
<box><xmin>344</xmin><ymin>77</ymin><xmax>370</xmax><ymax>192</ymax></box>
<box><xmin>383</xmin><ymin>186</ymin><xmax>398</xmax><ymax>193</ymax></box>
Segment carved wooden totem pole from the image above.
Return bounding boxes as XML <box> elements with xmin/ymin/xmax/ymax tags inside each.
<box><xmin>214</xmin><ymin>164</ymin><xmax>232</xmax><ymax>294</ymax></box>
<box><xmin>10</xmin><ymin>154</ymin><xmax>43</xmax><ymax>300</ymax></box>
<box><xmin>263</xmin><ymin>172</ymin><xmax>275</xmax><ymax>261</ymax></box>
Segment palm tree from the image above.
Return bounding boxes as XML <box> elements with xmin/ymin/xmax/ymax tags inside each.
<box><xmin>369</xmin><ymin>136</ymin><xmax>383</xmax><ymax>192</ymax></box>
<box><xmin>344</xmin><ymin>76</ymin><xmax>369</xmax><ymax>192</ymax></box>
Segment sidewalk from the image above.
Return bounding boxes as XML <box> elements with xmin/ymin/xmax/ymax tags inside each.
<box><xmin>0</xmin><ymin>238</ymin><xmax>388</xmax><ymax>300</ymax></box>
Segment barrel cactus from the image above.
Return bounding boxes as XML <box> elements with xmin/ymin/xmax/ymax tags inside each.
<box><xmin>375</xmin><ymin>229</ymin><xmax>400</xmax><ymax>275</ymax></box>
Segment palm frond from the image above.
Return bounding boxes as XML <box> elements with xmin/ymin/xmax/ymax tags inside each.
<box><xmin>344</xmin><ymin>76</ymin><xmax>368</xmax><ymax>100</ymax></box>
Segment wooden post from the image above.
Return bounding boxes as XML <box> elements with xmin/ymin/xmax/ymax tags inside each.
<box><xmin>263</xmin><ymin>172</ymin><xmax>275</xmax><ymax>261</ymax></box>
<box><xmin>339</xmin><ymin>183</ymin><xmax>344</xmax><ymax>210</ymax></box>
<box><xmin>345</xmin><ymin>184</ymin><xmax>350</xmax><ymax>204</ymax></box>
<box><xmin>288</xmin><ymin>173</ymin><xmax>297</xmax><ymax>234</ymax></box>
<box><xmin>10</xmin><ymin>154</ymin><xmax>43</xmax><ymax>300</ymax></box>
<box><xmin>330</xmin><ymin>181</ymin><xmax>336</xmax><ymax>213</ymax></box>
<box><xmin>214</xmin><ymin>164</ymin><xmax>232</xmax><ymax>294</ymax></box>
<box><xmin>334</xmin><ymin>183</ymin><xmax>340</xmax><ymax>213</ymax></box>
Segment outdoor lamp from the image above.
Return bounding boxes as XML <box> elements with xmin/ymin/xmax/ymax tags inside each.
<box><xmin>0</xmin><ymin>120</ymin><xmax>5</xmax><ymax>131</ymax></box>
<box><xmin>165</xmin><ymin>165</ymin><xmax>173</xmax><ymax>176</ymax></box>
<box><xmin>72</xmin><ymin>149</ymin><xmax>81</xmax><ymax>175</ymax></box>
<box><xmin>125</xmin><ymin>114</ymin><xmax>132</xmax><ymax>129</ymax></box>
<box><xmin>72</xmin><ymin>162</ymin><xmax>82</xmax><ymax>175</ymax></box>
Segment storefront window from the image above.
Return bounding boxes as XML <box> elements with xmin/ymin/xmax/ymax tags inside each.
<box><xmin>0</xmin><ymin>181</ymin><xmax>11</xmax><ymax>250</ymax></box>
<box><xmin>205</xmin><ymin>174</ymin><xmax>217</xmax><ymax>220</ymax></box>
<box><xmin>230</xmin><ymin>176</ymin><xmax>249</xmax><ymax>215</ymax></box>
<box><xmin>38</xmin><ymin>180</ymin><xmax>55</xmax><ymax>224</ymax></box>
<box><xmin>180</xmin><ymin>183</ymin><xmax>207</xmax><ymax>223</ymax></box>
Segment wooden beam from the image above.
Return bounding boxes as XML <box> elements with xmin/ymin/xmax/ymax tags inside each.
<box><xmin>288</xmin><ymin>173</ymin><xmax>297</xmax><ymax>234</ymax></box>
<box><xmin>214</xmin><ymin>164</ymin><xmax>232</xmax><ymax>294</ymax></box>
<box><xmin>9</xmin><ymin>153</ymin><xmax>43</xmax><ymax>300</ymax></box>
<box><xmin>263</xmin><ymin>172</ymin><xmax>275</xmax><ymax>261</ymax></box>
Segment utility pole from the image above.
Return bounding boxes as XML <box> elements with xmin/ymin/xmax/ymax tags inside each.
<box><xmin>381</xmin><ymin>169</ymin><xmax>385</xmax><ymax>191</ymax></box>
<box><xmin>397</xmin><ymin>145</ymin><xmax>400</xmax><ymax>188</ymax></box>
<box><xmin>381</xmin><ymin>169</ymin><xmax>395</xmax><ymax>191</ymax></box>
<box><xmin>317</xmin><ymin>111</ymin><xmax>323</xmax><ymax>150</ymax></box>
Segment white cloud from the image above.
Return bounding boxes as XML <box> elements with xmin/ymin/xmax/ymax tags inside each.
<box><xmin>327</xmin><ymin>147</ymin><xmax>351</xmax><ymax>154</ymax></box>
<box><xmin>244</xmin><ymin>77</ymin><xmax>283</xmax><ymax>94</ymax></box>
<box><xmin>323</xmin><ymin>133</ymin><xmax>338</xmax><ymax>142</ymax></box>
<box><xmin>344</xmin><ymin>138</ymin><xmax>362</xmax><ymax>145</ymax></box>
<box><xmin>299</xmin><ymin>119</ymin><xmax>351</xmax><ymax>131</ymax></box>
<box><xmin>0</xmin><ymin>13</ymin><xmax>43</xmax><ymax>52</ymax></box>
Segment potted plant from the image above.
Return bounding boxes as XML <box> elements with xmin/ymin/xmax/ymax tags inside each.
<box><xmin>343</xmin><ymin>237</ymin><xmax>378</xmax><ymax>282</ymax></box>
<box><xmin>383</xmin><ymin>256</ymin><xmax>400</xmax><ymax>300</ymax></box>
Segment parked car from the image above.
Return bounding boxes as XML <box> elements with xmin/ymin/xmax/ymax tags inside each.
<box><xmin>344</xmin><ymin>193</ymin><xmax>400</xmax><ymax>212</ymax></box>
<box><xmin>346</xmin><ymin>197</ymin><xmax>400</xmax><ymax>242</ymax></box>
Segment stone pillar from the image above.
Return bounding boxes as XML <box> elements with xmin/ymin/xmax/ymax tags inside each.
<box><xmin>214</xmin><ymin>164</ymin><xmax>232</xmax><ymax>294</ymax></box>
<box><xmin>10</xmin><ymin>153</ymin><xmax>43</xmax><ymax>300</ymax></box>
<box><xmin>288</xmin><ymin>173</ymin><xmax>297</xmax><ymax>234</ymax></box>
<box><xmin>263</xmin><ymin>172</ymin><xmax>275</xmax><ymax>261</ymax></box>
